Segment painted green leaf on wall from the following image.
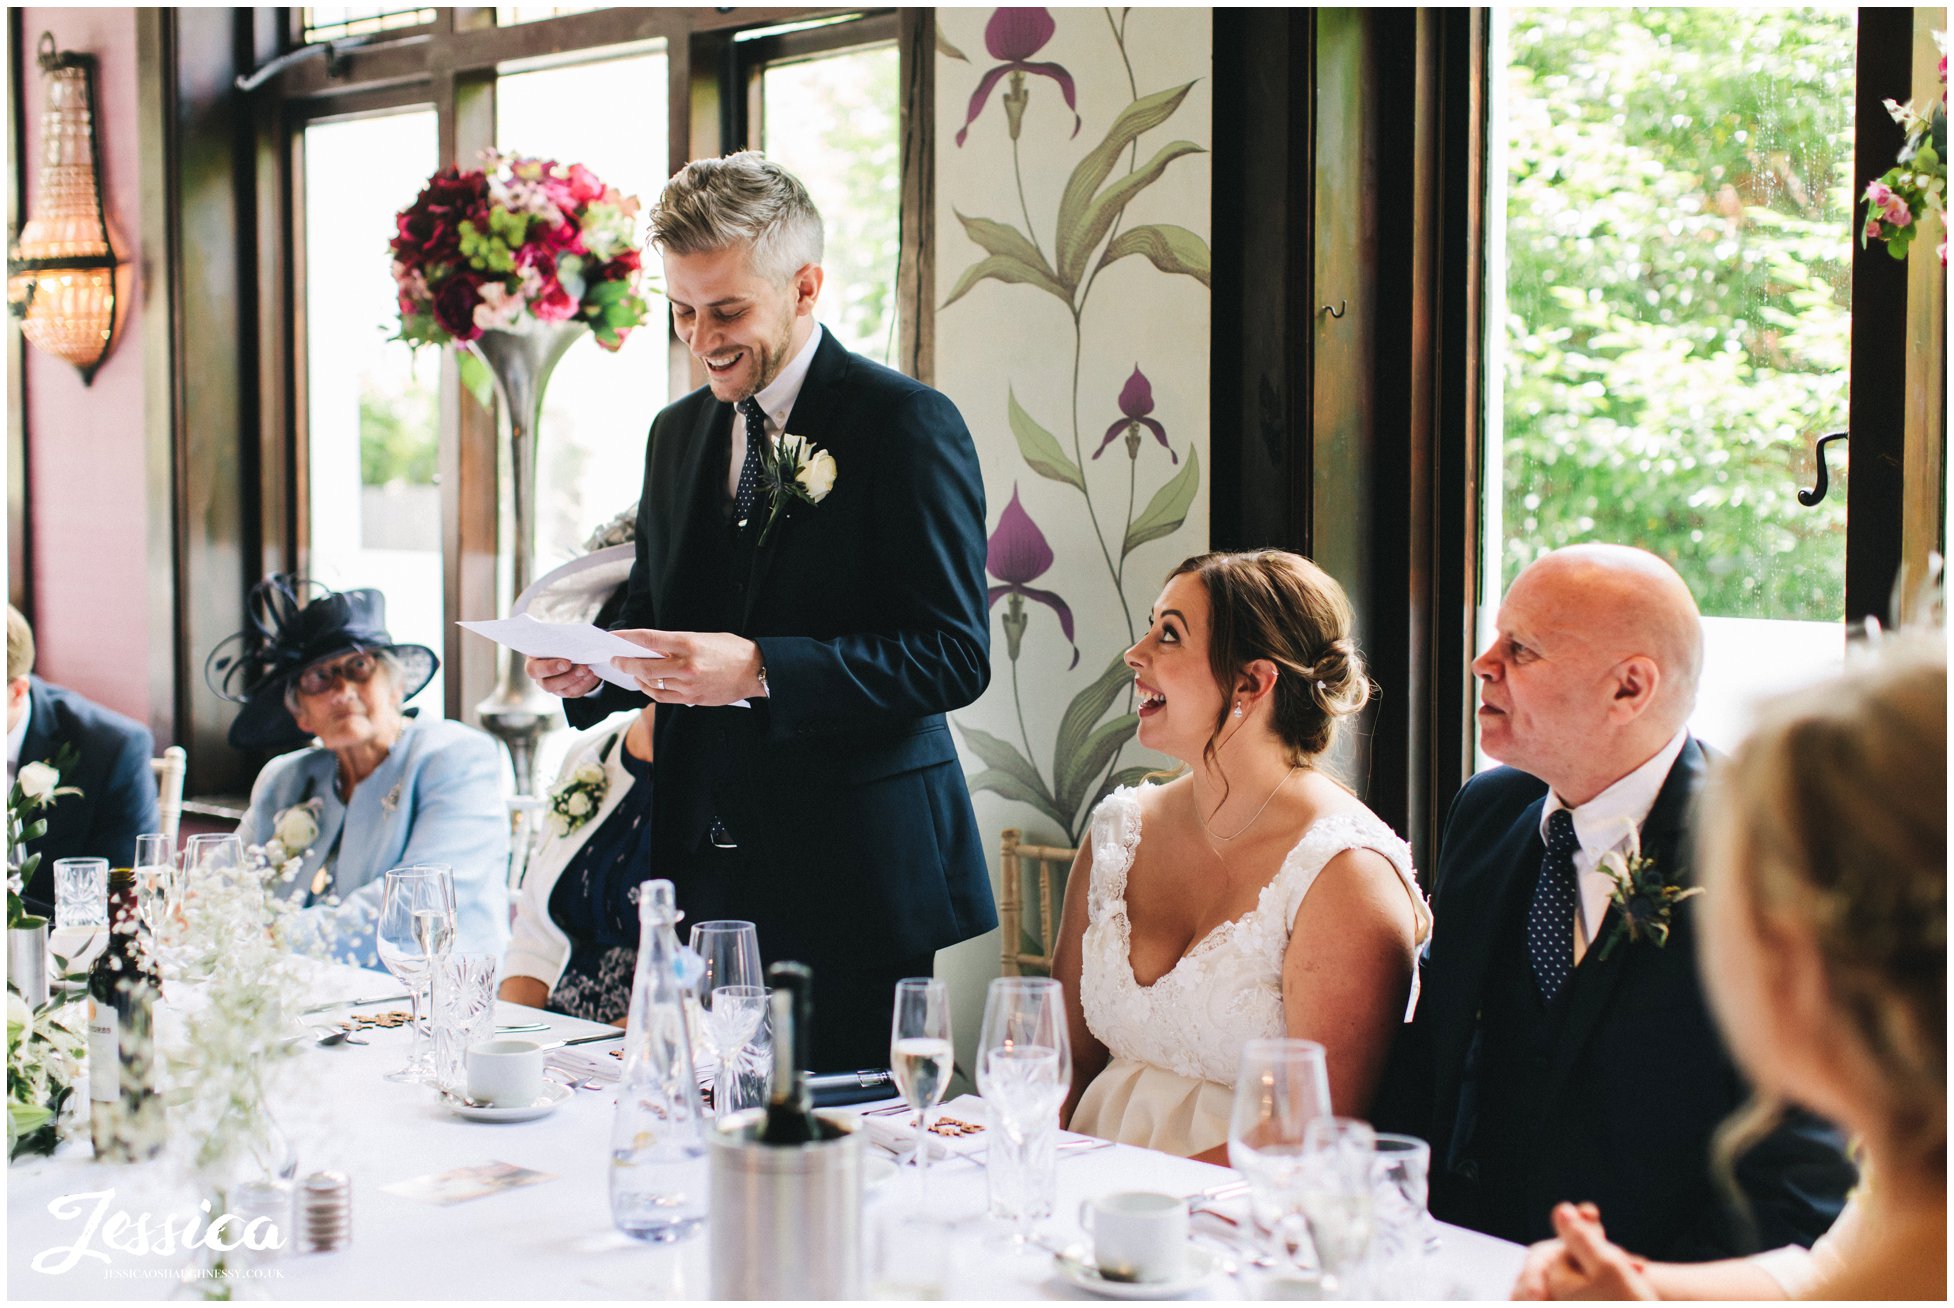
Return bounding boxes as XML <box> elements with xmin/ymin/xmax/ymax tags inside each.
<box><xmin>1008</xmin><ymin>388</ymin><xmax>1086</xmax><ymax>491</ymax></box>
<box><xmin>946</xmin><ymin>210</ymin><xmax>1071</xmax><ymax>308</ymax></box>
<box><xmin>1059</xmin><ymin>715</ymin><xmax>1139</xmax><ymax>820</ymax></box>
<box><xmin>1123</xmin><ymin>445</ymin><xmax>1201</xmax><ymax>556</ymax></box>
<box><xmin>1055</xmin><ymin>81</ymin><xmax>1198</xmax><ymax>287</ymax></box>
<box><xmin>957</xmin><ymin>722</ymin><xmax>1069</xmax><ymax>831</ymax></box>
<box><xmin>1051</xmin><ymin>653</ymin><xmax>1135</xmax><ymax>815</ymax></box>
<box><xmin>1097</xmin><ymin>223</ymin><xmax>1212</xmax><ymax>287</ymax></box>
<box><xmin>1066</xmin><ymin>141</ymin><xmax>1208</xmax><ymax>292</ymax></box>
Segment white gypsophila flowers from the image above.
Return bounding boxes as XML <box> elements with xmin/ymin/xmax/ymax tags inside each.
<box><xmin>157</xmin><ymin>844</ymin><xmax>324</xmax><ymax>1185</ymax></box>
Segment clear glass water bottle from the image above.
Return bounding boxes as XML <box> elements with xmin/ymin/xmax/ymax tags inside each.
<box><xmin>609</xmin><ymin>879</ymin><xmax>708</xmax><ymax>1242</ymax></box>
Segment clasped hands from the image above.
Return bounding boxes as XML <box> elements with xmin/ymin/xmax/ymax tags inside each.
<box><xmin>1511</xmin><ymin>1202</ymin><xmax>1657</xmax><ymax>1300</ymax></box>
<box><xmin>525</xmin><ymin>629</ymin><xmax>765</xmax><ymax>707</ymax></box>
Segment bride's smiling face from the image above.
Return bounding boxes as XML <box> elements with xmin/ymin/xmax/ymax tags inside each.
<box><xmin>1125</xmin><ymin>573</ymin><xmax>1228</xmax><ymax>764</ymax></box>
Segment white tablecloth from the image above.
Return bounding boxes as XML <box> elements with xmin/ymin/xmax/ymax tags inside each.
<box><xmin>9</xmin><ymin>964</ymin><xmax>1526</xmax><ymax>1300</ymax></box>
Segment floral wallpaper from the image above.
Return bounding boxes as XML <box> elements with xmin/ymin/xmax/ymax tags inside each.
<box><xmin>935</xmin><ymin>7</ymin><xmax>1212</xmax><ymax>856</ymax></box>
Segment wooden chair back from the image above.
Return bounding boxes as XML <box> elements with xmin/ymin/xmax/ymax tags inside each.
<box><xmin>998</xmin><ymin>828</ymin><xmax>1077</xmax><ymax>977</ymax></box>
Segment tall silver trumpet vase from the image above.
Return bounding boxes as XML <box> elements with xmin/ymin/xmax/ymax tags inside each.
<box><xmin>463</xmin><ymin>321</ymin><xmax>587</xmax><ymax>797</ymax></box>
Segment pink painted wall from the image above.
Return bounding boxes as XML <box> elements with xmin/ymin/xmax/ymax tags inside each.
<box><xmin>18</xmin><ymin>8</ymin><xmax>153</xmax><ymax>729</ymax></box>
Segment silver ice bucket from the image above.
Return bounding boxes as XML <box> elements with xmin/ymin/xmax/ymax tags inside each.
<box><xmin>708</xmin><ymin>1107</ymin><xmax>863</xmax><ymax>1299</ymax></box>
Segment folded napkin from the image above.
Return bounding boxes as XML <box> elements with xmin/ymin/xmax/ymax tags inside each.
<box><xmin>860</xmin><ymin>1094</ymin><xmax>1101</xmax><ymax>1162</ymax></box>
<box><xmin>545</xmin><ymin>1047</ymin><xmax>622</xmax><ymax>1086</ymax></box>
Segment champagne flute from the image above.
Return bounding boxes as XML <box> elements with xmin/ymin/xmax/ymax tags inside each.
<box><xmin>1299</xmin><ymin>1117</ymin><xmax>1376</xmax><ymax>1298</ymax></box>
<box><xmin>1228</xmin><ymin>1038</ymin><xmax>1333</xmax><ymax>1284</ymax></box>
<box><xmin>689</xmin><ymin>920</ymin><xmax>762</xmax><ymax>1098</ymax></box>
<box><xmin>975</xmin><ymin>976</ymin><xmax>1070</xmax><ymax>1248</ymax></box>
<box><xmin>132</xmin><ymin>833</ymin><xmax>176</xmax><ymax>947</ymax></box>
<box><xmin>889</xmin><ymin>977</ymin><xmax>954</xmax><ymax>1206</ymax></box>
<box><xmin>375</xmin><ymin>865</ymin><xmax>456</xmax><ymax>1083</ymax></box>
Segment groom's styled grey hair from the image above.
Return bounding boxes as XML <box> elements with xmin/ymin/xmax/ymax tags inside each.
<box><xmin>650</xmin><ymin>151</ymin><xmax>824</xmax><ymax>284</ymax></box>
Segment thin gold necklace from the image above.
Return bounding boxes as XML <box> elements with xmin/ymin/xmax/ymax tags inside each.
<box><xmin>1198</xmin><ymin>764</ymin><xmax>1301</xmax><ymax>842</ymax></box>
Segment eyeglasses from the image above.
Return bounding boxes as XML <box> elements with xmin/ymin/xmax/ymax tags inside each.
<box><xmin>295</xmin><ymin>651</ymin><xmax>379</xmax><ymax>697</ymax></box>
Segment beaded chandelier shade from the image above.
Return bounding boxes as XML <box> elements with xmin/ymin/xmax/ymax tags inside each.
<box><xmin>7</xmin><ymin>33</ymin><xmax>120</xmax><ymax>385</ymax></box>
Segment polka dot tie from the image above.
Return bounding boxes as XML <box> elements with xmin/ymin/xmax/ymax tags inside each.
<box><xmin>734</xmin><ymin>397</ymin><xmax>767</xmax><ymax>529</ymax></box>
<box><xmin>1527</xmin><ymin>807</ymin><xmax>1580</xmax><ymax>1003</ymax></box>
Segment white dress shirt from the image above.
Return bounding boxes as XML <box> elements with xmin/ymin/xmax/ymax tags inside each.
<box><xmin>724</xmin><ymin>322</ymin><xmax>825</xmax><ymax>503</ymax></box>
<box><xmin>1540</xmin><ymin>727</ymin><xmax>1689</xmax><ymax>965</ymax></box>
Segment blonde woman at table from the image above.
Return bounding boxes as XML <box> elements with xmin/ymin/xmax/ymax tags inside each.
<box><xmin>1510</xmin><ymin>637</ymin><xmax>1943</xmax><ymax>1301</ymax></box>
<box><xmin>500</xmin><ymin>702</ymin><xmax>656</xmax><ymax>1025</ymax></box>
<box><xmin>1052</xmin><ymin>550</ymin><xmax>1432</xmax><ymax>1163</ymax></box>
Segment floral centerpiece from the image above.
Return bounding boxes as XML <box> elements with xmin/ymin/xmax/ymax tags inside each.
<box><xmin>390</xmin><ymin>150</ymin><xmax>650</xmax><ymax>349</ymax></box>
<box><xmin>1862</xmin><ymin>32</ymin><xmax>1948</xmax><ymax>265</ymax></box>
<box><xmin>7</xmin><ymin>747</ymin><xmax>85</xmax><ymax>1160</ymax></box>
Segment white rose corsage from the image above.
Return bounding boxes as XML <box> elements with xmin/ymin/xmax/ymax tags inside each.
<box><xmin>757</xmin><ymin>432</ymin><xmax>837</xmax><ymax>546</ymax></box>
<box><xmin>267</xmin><ymin>797</ymin><xmax>323</xmax><ymax>866</ymax></box>
<box><xmin>546</xmin><ymin>742</ymin><xmax>614</xmax><ymax>838</ymax></box>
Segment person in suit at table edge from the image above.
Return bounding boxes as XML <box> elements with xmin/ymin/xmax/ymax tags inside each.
<box><xmin>8</xmin><ymin>604</ymin><xmax>159</xmax><ymax>914</ymax></box>
<box><xmin>1373</xmin><ymin>543</ymin><xmax>1854</xmax><ymax>1259</ymax></box>
<box><xmin>526</xmin><ymin>152</ymin><xmax>994</xmax><ymax>1069</ymax></box>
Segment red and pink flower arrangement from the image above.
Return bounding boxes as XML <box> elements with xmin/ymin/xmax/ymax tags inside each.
<box><xmin>391</xmin><ymin>151</ymin><xmax>650</xmax><ymax>350</ymax></box>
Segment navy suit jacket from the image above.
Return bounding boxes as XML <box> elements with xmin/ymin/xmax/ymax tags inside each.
<box><xmin>567</xmin><ymin>330</ymin><xmax>997</xmax><ymax>973</ymax></box>
<box><xmin>1377</xmin><ymin>738</ymin><xmax>1854</xmax><ymax>1260</ymax></box>
<box><xmin>16</xmin><ymin>677</ymin><xmax>159</xmax><ymax>914</ymax></box>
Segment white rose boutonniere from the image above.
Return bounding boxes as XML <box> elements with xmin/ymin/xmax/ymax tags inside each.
<box><xmin>757</xmin><ymin>433</ymin><xmax>837</xmax><ymax>546</ymax></box>
<box><xmin>15</xmin><ymin>761</ymin><xmax>59</xmax><ymax>803</ymax></box>
<box><xmin>547</xmin><ymin>742</ymin><xmax>614</xmax><ymax>838</ymax></box>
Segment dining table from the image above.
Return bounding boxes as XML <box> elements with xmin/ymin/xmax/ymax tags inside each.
<box><xmin>8</xmin><ymin>961</ymin><xmax>1528</xmax><ymax>1301</ymax></box>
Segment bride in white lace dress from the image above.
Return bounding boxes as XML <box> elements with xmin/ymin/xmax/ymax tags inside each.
<box><xmin>1053</xmin><ymin>551</ymin><xmax>1432</xmax><ymax>1162</ymax></box>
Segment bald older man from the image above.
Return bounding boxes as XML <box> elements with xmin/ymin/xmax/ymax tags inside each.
<box><xmin>1377</xmin><ymin>545</ymin><xmax>1852</xmax><ymax>1260</ymax></box>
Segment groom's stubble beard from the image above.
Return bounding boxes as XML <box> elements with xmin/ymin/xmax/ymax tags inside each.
<box><xmin>739</xmin><ymin>291</ymin><xmax>802</xmax><ymax>403</ymax></box>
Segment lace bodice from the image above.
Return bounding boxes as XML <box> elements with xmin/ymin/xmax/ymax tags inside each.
<box><xmin>1078</xmin><ymin>786</ymin><xmax>1432</xmax><ymax>1087</ymax></box>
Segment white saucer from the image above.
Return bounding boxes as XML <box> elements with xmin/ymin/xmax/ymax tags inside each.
<box><xmin>1052</xmin><ymin>1243</ymin><xmax>1215</xmax><ymax>1299</ymax></box>
<box><xmin>443</xmin><ymin>1081</ymin><xmax>574</xmax><ymax>1122</ymax></box>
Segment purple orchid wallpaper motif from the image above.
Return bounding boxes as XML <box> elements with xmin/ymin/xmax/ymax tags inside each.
<box><xmin>940</xmin><ymin>8</ymin><xmax>1212</xmax><ymax>846</ymax></box>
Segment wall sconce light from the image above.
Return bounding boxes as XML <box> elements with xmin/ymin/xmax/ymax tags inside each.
<box><xmin>7</xmin><ymin>33</ymin><xmax>120</xmax><ymax>386</ymax></box>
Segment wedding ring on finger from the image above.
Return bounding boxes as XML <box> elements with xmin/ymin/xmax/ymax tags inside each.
<box><xmin>656</xmin><ymin>678</ymin><xmax>666</xmax><ymax>692</ymax></box>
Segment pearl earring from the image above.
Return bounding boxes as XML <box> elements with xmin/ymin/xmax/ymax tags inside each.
<box><xmin>1233</xmin><ymin>702</ymin><xmax>1243</xmax><ymax>718</ymax></box>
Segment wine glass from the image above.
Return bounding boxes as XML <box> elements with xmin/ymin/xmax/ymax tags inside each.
<box><xmin>1299</xmin><ymin>1117</ymin><xmax>1376</xmax><ymax>1298</ymax></box>
<box><xmin>890</xmin><ymin>977</ymin><xmax>954</xmax><ymax>1206</ymax></box>
<box><xmin>975</xmin><ymin>977</ymin><xmax>1070</xmax><ymax>1247</ymax></box>
<box><xmin>175</xmin><ymin>834</ymin><xmax>244</xmax><ymax>979</ymax></box>
<box><xmin>689</xmin><ymin>920</ymin><xmax>762</xmax><ymax>1098</ymax></box>
<box><xmin>704</xmin><ymin>985</ymin><xmax>769</xmax><ymax>1115</ymax></box>
<box><xmin>1228</xmin><ymin>1038</ymin><xmax>1334</xmax><ymax>1285</ymax></box>
<box><xmin>1371</xmin><ymin>1132</ymin><xmax>1435</xmax><ymax>1295</ymax></box>
<box><xmin>375</xmin><ymin>865</ymin><xmax>456</xmax><ymax>1083</ymax></box>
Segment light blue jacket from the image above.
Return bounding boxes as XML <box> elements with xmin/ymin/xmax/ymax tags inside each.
<box><xmin>237</xmin><ymin>716</ymin><xmax>511</xmax><ymax>967</ymax></box>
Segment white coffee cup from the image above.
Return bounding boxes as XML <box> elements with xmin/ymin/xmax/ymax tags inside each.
<box><xmin>466</xmin><ymin>1038</ymin><xmax>544</xmax><ymax>1106</ymax></box>
<box><xmin>1078</xmin><ymin>1190</ymin><xmax>1187</xmax><ymax>1283</ymax></box>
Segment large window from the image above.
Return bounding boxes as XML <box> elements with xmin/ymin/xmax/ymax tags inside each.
<box><xmin>758</xmin><ymin>41</ymin><xmax>902</xmax><ymax>365</ymax></box>
<box><xmin>495</xmin><ymin>48</ymin><xmax>671</xmax><ymax>575</ymax></box>
<box><xmin>1482</xmin><ymin>8</ymin><xmax>1856</xmax><ymax>751</ymax></box>
<box><xmin>302</xmin><ymin>108</ymin><xmax>446</xmax><ymax>716</ymax></box>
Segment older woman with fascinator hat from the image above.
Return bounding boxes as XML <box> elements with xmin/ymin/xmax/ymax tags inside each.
<box><xmin>209</xmin><ymin>575</ymin><xmax>509</xmax><ymax>966</ymax></box>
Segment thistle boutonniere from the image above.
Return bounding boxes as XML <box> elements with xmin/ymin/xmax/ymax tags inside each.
<box><xmin>1594</xmin><ymin>824</ymin><xmax>1703</xmax><ymax>961</ymax></box>
<box><xmin>756</xmin><ymin>432</ymin><xmax>837</xmax><ymax>547</ymax></box>
<box><xmin>546</xmin><ymin>736</ymin><xmax>616</xmax><ymax>837</ymax></box>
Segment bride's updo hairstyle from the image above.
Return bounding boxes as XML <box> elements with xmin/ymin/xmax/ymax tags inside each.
<box><xmin>1167</xmin><ymin>550</ymin><xmax>1372</xmax><ymax>772</ymax></box>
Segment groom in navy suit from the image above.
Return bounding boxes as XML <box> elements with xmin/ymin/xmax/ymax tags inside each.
<box><xmin>529</xmin><ymin>153</ymin><xmax>994</xmax><ymax>1068</ymax></box>
<box><xmin>1377</xmin><ymin>545</ymin><xmax>1852</xmax><ymax>1260</ymax></box>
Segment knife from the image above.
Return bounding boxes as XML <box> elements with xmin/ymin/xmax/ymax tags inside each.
<box><xmin>300</xmin><ymin>994</ymin><xmax>411</xmax><ymax>1015</ymax></box>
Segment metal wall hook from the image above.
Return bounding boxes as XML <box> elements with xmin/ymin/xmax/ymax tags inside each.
<box><xmin>1320</xmin><ymin>300</ymin><xmax>1347</xmax><ymax>319</ymax></box>
<box><xmin>1797</xmin><ymin>431</ymin><xmax>1849</xmax><ymax>507</ymax></box>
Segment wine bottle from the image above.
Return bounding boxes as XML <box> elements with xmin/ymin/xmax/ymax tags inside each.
<box><xmin>89</xmin><ymin>868</ymin><xmax>162</xmax><ymax>1162</ymax></box>
<box><xmin>756</xmin><ymin>961</ymin><xmax>824</xmax><ymax>1145</ymax></box>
